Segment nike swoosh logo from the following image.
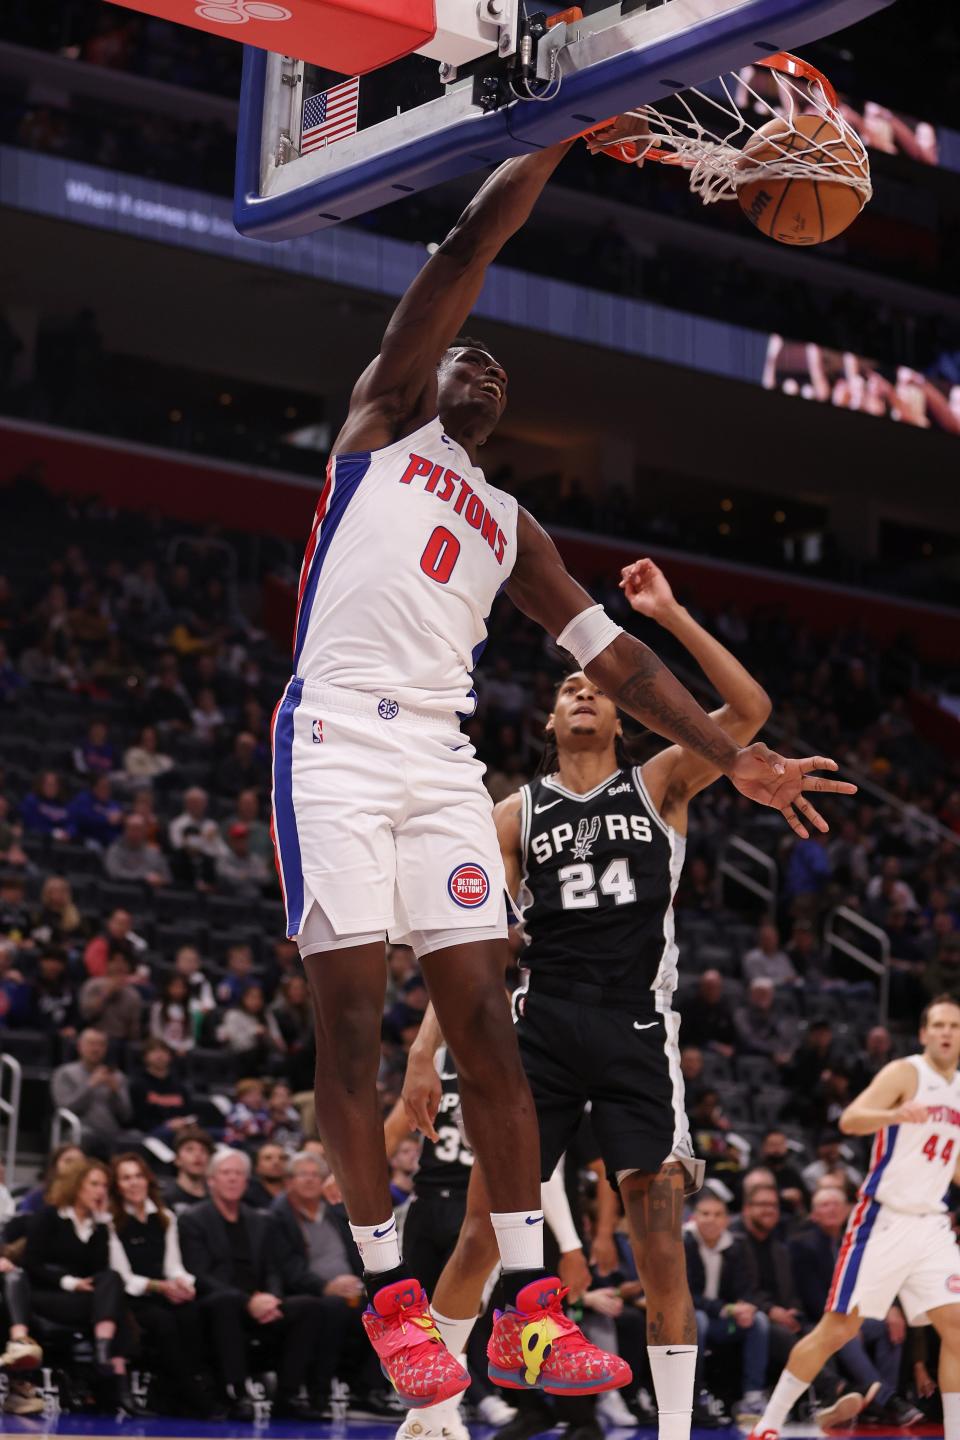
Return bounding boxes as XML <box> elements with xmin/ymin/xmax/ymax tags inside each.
<box><xmin>665</xmin><ymin>1349</ymin><xmax>690</xmax><ymax>1356</ymax></box>
<box><xmin>534</xmin><ymin>800</ymin><xmax>562</xmax><ymax>814</ymax></box>
<box><xmin>525</xmin><ymin>1215</ymin><xmax>545</xmax><ymax>1226</ymax></box>
<box><xmin>372</xmin><ymin>1220</ymin><xmax>397</xmax><ymax>1239</ymax></box>
<box><xmin>633</xmin><ymin>1021</ymin><xmax>658</xmax><ymax>1031</ymax></box>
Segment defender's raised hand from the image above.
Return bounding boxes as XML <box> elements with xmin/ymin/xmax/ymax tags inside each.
<box><xmin>729</xmin><ymin>746</ymin><xmax>857</xmax><ymax>838</ymax></box>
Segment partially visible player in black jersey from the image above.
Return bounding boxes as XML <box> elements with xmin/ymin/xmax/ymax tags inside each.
<box><xmin>402</xmin><ymin>558</ymin><xmax>816</xmax><ymax>1440</ymax></box>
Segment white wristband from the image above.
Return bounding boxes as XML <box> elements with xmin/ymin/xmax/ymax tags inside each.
<box><xmin>541</xmin><ymin>1158</ymin><xmax>582</xmax><ymax>1255</ymax></box>
<box><xmin>556</xmin><ymin>604</ymin><xmax>623</xmax><ymax>670</ymax></box>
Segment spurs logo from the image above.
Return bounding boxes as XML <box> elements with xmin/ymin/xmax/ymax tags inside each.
<box><xmin>572</xmin><ymin>816</ymin><xmax>601</xmax><ymax>861</ymax></box>
<box><xmin>195</xmin><ymin>0</ymin><xmax>291</xmax><ymax>25</ymax></box>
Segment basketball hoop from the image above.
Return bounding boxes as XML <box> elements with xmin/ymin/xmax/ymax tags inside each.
<box><xmin>584</xmin><ymin>52</ymin><xmax>872</xmax><ymax>208</ymax></box>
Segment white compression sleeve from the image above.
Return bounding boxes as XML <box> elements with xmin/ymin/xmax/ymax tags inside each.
<box><xmin>541</xmin><ymin>1156</ymin><xmax>581</xmax><ymax>1254</ymax></box>
<box><xmin>555</xmin><ymin>604</ymin><xmax>623</xmax><ymax>669</ymax></box>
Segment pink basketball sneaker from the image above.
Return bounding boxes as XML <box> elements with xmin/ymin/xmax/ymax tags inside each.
<box><xmin>487</xmin><ymin>1277</ymin><xmax>632</xmax><ymax>1397</ymax></box>
<box><xmin>361</xmin><ymin>1279</ymin><xmax>469</xmax><ymax>1409</ymax></box>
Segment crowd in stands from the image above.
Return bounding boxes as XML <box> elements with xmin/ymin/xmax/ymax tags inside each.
<box><xmin>0</xmin><ymin>468</ymin><xmax>956</xmax><ymax>1418</ymax></box>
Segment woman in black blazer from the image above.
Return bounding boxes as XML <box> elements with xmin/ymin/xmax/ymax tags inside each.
<box><xmin>24</xmin><ymin>1158</ymin><xmax>135</xmax><ymax>1411</ymax></box>
<box><xmin>109</xmin><ymin>1153</ymin><xmax>211</xmax><ymax>1414</ymax></box>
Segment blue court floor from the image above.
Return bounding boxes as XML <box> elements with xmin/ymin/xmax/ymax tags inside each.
<box><xmin>0</xmin><ymin>1419</ymin><xmax>943</xmax><ymax>1439</ymax></box>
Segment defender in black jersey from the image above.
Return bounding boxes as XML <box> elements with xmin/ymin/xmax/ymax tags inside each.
<box><xmin>400</xmin><ymin>558</ymin><xmax>854</xmax><ymax>1440</ymax></box>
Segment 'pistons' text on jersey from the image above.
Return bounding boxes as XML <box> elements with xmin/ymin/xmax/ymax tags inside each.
<box><xmin>856</xmin><ymin>1053</ymin><xmax>960</xmax><ymax>1215</ymax></box>
<box><xmin>293</xmin><ymin>417</ymin><xmax>518</xmax><ymax>717</ymax></box>
<box><xmin>518</xmin><ymin>766</ymin><xmax>685</xmax><ymax>1010</ymax></box>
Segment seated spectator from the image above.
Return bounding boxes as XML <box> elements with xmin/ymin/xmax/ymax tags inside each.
<box><xmin>216</xmin><ymin>822</ymin><xmax>270</xmax><ymax>892</ymax></box>
<box><xmin>272</xmin><ymin>1151</ymin><xmax>393</xmax><ymax>1413</ymax></box>
<box><xmin>856</xmin><ymin>1025</ymin><xmax>893</xmax><ymax>1084</ymax></box>
<box><xmin>217</xmin><ymin>984</ymin><xmax>279</xmax><ymax>1072</ymax></box>
<box><xmin>30</xmin><ymin>875</ymin><xmax>85</xmax><ymax>948</ymax></box>
<box><xmin>734</xmin><ymin>1183</ymin><xmax>826</xmax><ymax>1388</ymax></box>
<box><xmin>191</xmin><ymin>687</ymin><xmax>225</xmax><ymax>745</ymax></box>
<box><xmin>143</xmin><ymin>662</ymin><xmax>193</xmax><ymax>733</ymax></box>
<box><xmin>131</xmin><ymin>1039</ymin><xmax>195</xmax><ymax>1139</ymax></box>
<box><xmin>734</xmin><ymin>978</ymin><xmax>796</xmax><ymax>1069</ymax></box>
<box><xmin>229</xmin><ymin>789</ymin><xmax>273</xmax><ymax>864</ymax></box>
<box><xmin>178</xmin><ymin>1148</ymin><xmax>331</xmax><ymax>1420</ymax></box>
<box><xmin>785</xmin><ymin>922</ymin><xmax>827</xmax><ymax>986</ymax></box>
<box><xmin>16</xmin><ymin>1142</ymin><xmax>85</xmax><ymax>1217</ymax></box>
<box><xmin>0</xmin><ymin>943</ymin><xmax>37</xmax><ymax>1028</ymax></box>
<box><xmin>24</xmin><ymin>1158</ymin><xmax>136</xmax><ymax>1412</ymax></box>
<box><xmin>214</xmin><ymin>732</ymin><xmax>268</xmax><ymax>798</ymax></box>
<box><xmin>68</xmin><ymin>774</ymin><xmax>124</xmax><ymax>849</ymax></box>
<box><xmin>149</xmin><ymin>974</ymin><xmax>195</xmax><ymax>1057</ymax></box>
<box><xmin>123</xmin><ymin>725</ymin><xmax>175</xmax><ymax>786</ymax></box>
<box><xmin>27</xmin><ymin>946</ymin><xmax>79</xmax><ymax>1051</ymax></box>
<box><xmin>19</xmin><ymin>770</ymin><xmax>70</xmax><ymax>839</ymax></box>
<box><xmin>801</xmin><ymin>1130</ymin><xmax>863</xmax><ymax>1194</ymax></box>
<box><xmin>244</xmin><ymin>1142</ymin><xmax>288</xmax><ymax>1209</ymax></box>
<box><xmin>215</xmin><ymin>942</ymin><xmax>256</xmax><ymax>1007</ymax></box>
<box><xmin>685</xmin><ymin>1192</ymin><xmax>769</xmax><ymax>1425</ymax></box>
<box><xmin>0</xmin><ymin>796</ymin><xmax>28</xmax><ymax>870</ymax></box>
<box><xmin>168</xmin><ymin>787</ymin><xmax>222</xmax><ymax>889</ymax></box>
<box><xmin>84</xmin><ymin>907</ymin><xmax>148</xmax><ymax>977</ymax></box>
<box><xmin>104</xmin><ymin>814</ymin><xmax>171</xmax><ymax>887</ymax></box>
<box><xmin>50</xmin><ymin>1027</ymin><xmax>133</xmax><ymax>1154</ymax></box>
<box><xmin>267</xmin><ymin>1079</ymin><xmax>304</xmax><ymax>1150</ymax></box>
<box><xmin>79</xmin><ymin>948</ymin><xmax>143</xmax><ymax>1043</ymax></box>
<box><xmin>757</xmin><ymin>1130</ymin><xmax>808</xmax><ymax>1215</ymax></box>
<box><xmin>866</xmin><ymin>856</ymin><xmax>918</xmax><ymax>915</ymax></box>
<box><xmin>73</xmin><ymin>719</ymin><xmax>117</xmax><ymax>777</ymax></box>
<box><xmin>163</xmin><ymin>1127</ymin><xmax>214</xmax><ymax>1215</ymax></box>
<box><xmin>789</xmin><ymin>1187</ymin><xmax>915</xmax><ymax>1426</ymax></box>
<box><xmin>107</xmin><ymin>1153</ymin><xmax>209</xmax><ymax>1415</ymax></box>
<box><xmin>784</xmin><ymin>834</ymin><xmax>832</xmax><ymax>915</ymax></box>
<box><xmin>268</xmin><ymin>974</ymin><xmax>312</xmax><ymax>1071</ymax></box>
<box><xmin>172</xmin><ymin>944</ymin><xmax>216</xmax><ymax>1019</ymax></box>
<box><xmin>676</xmin><ymin>853</ymin><xmax>716</xmax><ymax>912</ymax></box>
<box><xmin>388</xmin><ymin>1136</ymin><xmax>419</xmax><ymax>1206</ymax></box>
<box><xmin>787</xmin><ymin>1018</ymin><xmax>842</xmax><ymax>1096</ymax></box>
<box><xmin>681</xmin><ymin>969</ymin><xmax>736</xmax><ymax>1056</ymax></box>
<box><xmin>224</xmin><ymin>1077</ymin><xmax>271</xmax><ymax>1148</ymax></box>
<box><xmin>742</xmin><ymin>921</ymin><xmax>799</xmax><ymax>988</ymax></box>
<box><xmin>0</xmin><ymin>874</ymin><xmax>31</xmax><ymax>944</ymax></box>
<box><xmin>130</xmin><ymin>786</ymin><xmax>161</xmax><ymax>844</ymax></box>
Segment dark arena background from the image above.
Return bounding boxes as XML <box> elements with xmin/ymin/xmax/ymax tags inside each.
<box><xmin>0</xmin><ymin>0</ymin><xmax>959</xmax><ymax>1437</ymax></box>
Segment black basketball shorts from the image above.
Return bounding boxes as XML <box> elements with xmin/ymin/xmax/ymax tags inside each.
<box><xmin>515</xmin><ymin>988</ymin><xmax>697</xmax><ymax>1187</ymax></box>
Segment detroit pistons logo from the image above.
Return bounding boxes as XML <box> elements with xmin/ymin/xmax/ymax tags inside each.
<box><xmin>448</xmin><ymin>863</ymin><xmax>489</xmax><ymax>909</ymax></box>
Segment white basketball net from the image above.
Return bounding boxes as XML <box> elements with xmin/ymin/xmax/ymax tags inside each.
<box><xmin>592</xmin><ymin>53</ymin><xmax>872</xmax><ymax>207</ymax></box>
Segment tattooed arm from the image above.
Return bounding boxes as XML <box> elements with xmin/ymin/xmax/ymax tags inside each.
<box><xmin>507</xmin><ymin>509</ymin><xmax>855</xmax><ymax>836</ymax></box>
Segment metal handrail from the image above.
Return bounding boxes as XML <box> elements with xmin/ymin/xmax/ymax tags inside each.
<box><xmin>825</xmin><ymin>905</ymin><xmax>890</xmax><ymax>1025</ymax></box>
<box><xmin>718</xmin><ymin>834</ymin><xmax>778</xmax><ymax>907</ymax></box>
<box><xmin>51</xmin><ymin>1108</ymin><xmax>82</xmax><ymax>1150</ymax></box>
<box><xmin>0</xmin><ymin>1055</ymin><xmax>21</xmax><ymax>1190</ymax></box>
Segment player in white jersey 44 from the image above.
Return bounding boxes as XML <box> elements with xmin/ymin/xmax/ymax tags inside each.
<box><xmin>750</xmin><ymin>995</ymin><xmax>960</xmax><ymax>1440</ymax></box>
<box><xmin>273</xmin><ymin>130</ymin><xmax>857</xmax><ymax>1407</ymax></box>
<box><xmin>398</xmin><ymin>557</ymin><xmax>785</xmax><ymax>1440</ymax></box>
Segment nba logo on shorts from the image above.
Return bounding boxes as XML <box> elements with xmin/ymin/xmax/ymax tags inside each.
<box><xmin>312</xmin><ymin>719</ymin><xmax>324</xmax><ymax>744</ymax></box>
<box><xmin>947</xmin><ymin>1275</ymin><xmax>960</xmax><ymax>1294</ymax></box>
<box><xmin>448</xmin><ymin>863</ymin><xmax>489</xmax><ymax>909</ymax></box>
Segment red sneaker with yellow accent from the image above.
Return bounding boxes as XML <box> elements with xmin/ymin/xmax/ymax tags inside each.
<box><xmin>361</xmin><ymin>1279</ymin><xmax>469</xmax><ymax>1409</ymax></box>
<box><xmin>487</xmin><ymin>1277</ymin><xmax>632</xmax><ymax>1397</ymax></box>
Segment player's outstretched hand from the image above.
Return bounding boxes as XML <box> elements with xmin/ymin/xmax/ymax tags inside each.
<box><xmin>582</xmin><ymin>110</ymin><xmax>651</xmax><ymax>163</ymax></box>
<box><xmin>620</xmin><ymin>558</ymin><xmax>675</xmax><ymax>620</ymax></box>
<box><xmin>402</xmin><ymin>1053</ymin><xmax>442</xmax><ymax>1142</ymax></box>
<box><xmin>729</xmin><ymin>745</ymin><xmax>857</xmax><ymax>838</ymax></box>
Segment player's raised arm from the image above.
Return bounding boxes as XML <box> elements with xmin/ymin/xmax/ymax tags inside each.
<box><xmin>623</xmin><ymin>558</ymin><xmax>777</xmax><ymax>810</ymax></box>
<box><xmin>507</xmin><ymin>510</ymin><xmax>856</xmax><ymax>837</ymax></box>
<box><xmin>334</xmin><ymin>140</ymin><xmax>576</xmax><ymax>454</ymax></box>
<box><xmin>838</xmin><ymin>1059</ymin><xmax>926</xmax><ymax>1136</ymax></box>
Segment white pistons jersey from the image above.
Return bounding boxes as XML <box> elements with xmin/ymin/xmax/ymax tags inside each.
<box><xmin>862</xmin><ymin>1054</ymin><xmax>960</xmax><ymax>1214</ymax></box>
<box><xmin>292</xmin><ymin>416</ymin><xmax>518</xmax><ymax>717</ymax></box>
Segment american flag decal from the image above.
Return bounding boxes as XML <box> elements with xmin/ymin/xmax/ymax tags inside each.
<box><xmin>300</xmin><ymin>76</ymin><xmax>360</xmax><ymax>155</ymax></box>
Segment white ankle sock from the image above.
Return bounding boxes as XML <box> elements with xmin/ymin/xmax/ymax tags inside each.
<box><xmin>759</xmin><ymin>1369</ymin><xmax>810</xmax><ymax>1432</ymax></box>
<box><xmin>648</xmin><ymin>1344</ymin><xmax>696</xmax><ymax>1440</ymax></box>
<box><xmin>943</xmin><ymin>1392</ymin><xmax>960</xmax><ymax>1440</ymax></box>
<box><xmin>348</xmin><ymin>1217</ymin><xmax>401</xmax><ymax>1274</ymax></box>
<box><xmin>490</xmin><ymin>1210</ymin><xmax>544</xmax><ymax>1271</ymax></box>
<box><xmin>433</xmin><ymin>1311</ymin><xmax>476</xmax><ymax>1356</ymax></box>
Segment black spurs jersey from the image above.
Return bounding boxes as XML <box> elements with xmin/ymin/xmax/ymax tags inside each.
<box><xmin>518</xmin><ymin>766</ymin><xmax>684</xmax><ymax>1007</ymax></box>
<box><xmin>414</xmin><ymin>1046</ymin><xmax>474</xmax><ymax>1194</ymax></box>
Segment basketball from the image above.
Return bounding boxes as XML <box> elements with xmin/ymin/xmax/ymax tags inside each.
<box><xmin>736</xmin><ymin>111</ymin><xmax>868</xmax><ymax>244</ymax></box>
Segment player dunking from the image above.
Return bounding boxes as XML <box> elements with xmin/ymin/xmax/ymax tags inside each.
<box><xmin>398</xmin><ymin>557</ymin><xmax>786</xmax><ymax>1440</ymax></box>
<box><xmin>270</xmin><ymin>134</ymin><xmax>853</xmax><ymax>1406</ymax></box>
<box><xmin>751</xmin><ymin>995</ymin><xmax>960</xmax><ymax>1440</ymax></box>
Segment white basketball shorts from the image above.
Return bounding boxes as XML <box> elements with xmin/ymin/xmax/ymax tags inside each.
<box><xmin>827</xmin><ymin>1201</ymin><xmax>960</xmax><ymax>1324</ymax></box>
<box><xmin>270</xmin><ymin>678</ymin><xmax>508</xmax><ymax>947</ymax></box>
